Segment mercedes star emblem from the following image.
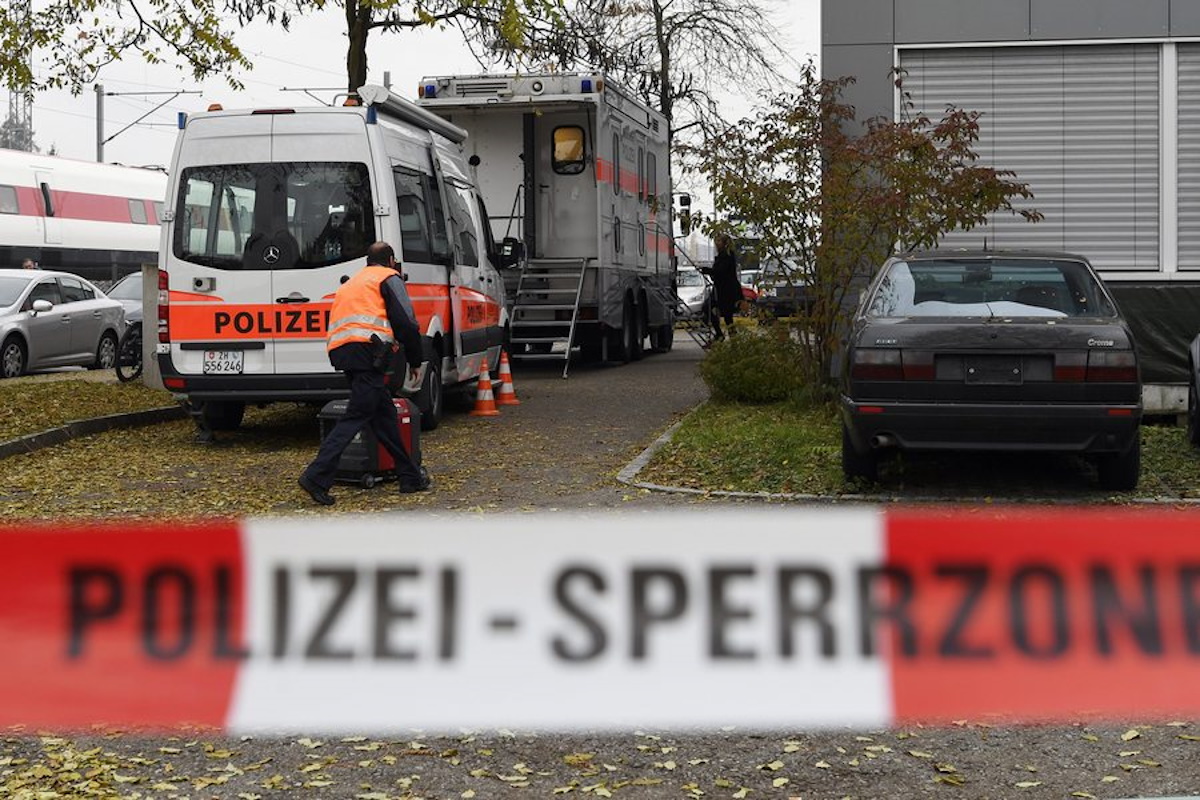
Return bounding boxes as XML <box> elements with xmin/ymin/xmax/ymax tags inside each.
<box><xmin>263</xmin><ymin>245</ymin><xmax>281</xmax><ymax>265</ymax></box>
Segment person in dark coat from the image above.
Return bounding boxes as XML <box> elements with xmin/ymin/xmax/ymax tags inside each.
<box><xmin>701</xmin><ymin>233</ymin><xmax>742</xmax><ymax>340</ymax></box>
<box><xmin>298</xmin><ymin>241</ymin><xmax>430</xmax><ymax>505</ymax></box>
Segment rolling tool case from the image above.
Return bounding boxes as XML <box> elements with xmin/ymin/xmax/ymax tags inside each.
<box><xmin>318</xmin><ymin>398</ymin><xmax>422</xmax><ymax>488</ymax></box>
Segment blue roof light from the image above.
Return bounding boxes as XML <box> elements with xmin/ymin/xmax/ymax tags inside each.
<box><xmin>581</xmin><ymin>79</ymin><xmax>593</xmax><ymax>93</ymax></box>
<box><xmin>424</xmin><ymin>84</ymin><xmax>437</xmax><ymax>98</ymax></box>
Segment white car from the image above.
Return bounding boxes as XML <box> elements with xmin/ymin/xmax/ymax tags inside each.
<box><xmin>676</xmin><ymin>268</ymin><xmax>711</xmax><ymax>319</ymax></box>
<box><xmin>0</xmin><ymin>268</ymin><xmax>125</xmax><ymax>378</ymax></box>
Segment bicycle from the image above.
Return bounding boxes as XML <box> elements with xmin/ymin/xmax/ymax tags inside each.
<box><xmin>115</xmin><ymin>320</ymin><xmax>143</xmax><ymax>383</ymax></box>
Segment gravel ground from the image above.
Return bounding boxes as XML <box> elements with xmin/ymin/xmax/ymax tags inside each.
<box><xmin>1</xmin><ymin>334</ymin><xmax>1198</xmax><ymax>799</ymax></box>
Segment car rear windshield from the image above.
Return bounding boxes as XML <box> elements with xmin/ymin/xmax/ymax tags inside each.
<box><xmin>173</xmin><ymin>162</ymin><xmax>375</xmax><ymax>270</ymax></box>
<box><xmin>0</xmin><ymin>276</ymin><xmax>29</xmax><ymax>308</ymax></box>
<box><xmin>866</xmin><ymin>258</ymin><xmax>1118</xmax><ymax>319</ymax></box>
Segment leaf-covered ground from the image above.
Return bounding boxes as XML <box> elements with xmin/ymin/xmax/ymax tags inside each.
<box><xmin>4</xmin><ymin>722</ymin><xmax>1200</xmax><ymax>798</ymax></box>
<box><xmin>0</xmin><ymin>374</ymin><xmax>174</xmax><ymax>443</ymax></box>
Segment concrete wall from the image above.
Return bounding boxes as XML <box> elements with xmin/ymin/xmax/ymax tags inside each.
<box><xmin>823</xmin><ymin>0</ymin><xmax>1188</xmax><ymax>122</ymax></box>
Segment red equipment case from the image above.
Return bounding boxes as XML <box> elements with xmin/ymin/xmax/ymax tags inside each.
<box><xmin>317</xmin><ymin>398</ymin><xmax>422</xmax><ymax>488</ymax></box>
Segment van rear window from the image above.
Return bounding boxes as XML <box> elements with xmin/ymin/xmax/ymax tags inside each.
<box><xmin>173</xmin><ymin>162</ymin><xmax>375</xmax><ymax>270</ymax></box>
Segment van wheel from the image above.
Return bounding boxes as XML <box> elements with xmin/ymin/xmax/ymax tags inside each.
<box><xmin>1</xmin><ymin>336</ymin><xmax>26</xmax><ymax>378</ymax></box>
<box><xmin>202</xmin><ymin>401</ymin><xmax>245</xmax><ymax>432</ymax></box>
<box><xmin>1098</xmin><ymin>431</ymin><xmax>1140</xmax><ymax>491</ymax></box>
<box><xmin>841</xmin><ymin>423</ymin><xmax>878</xmax><ymax>483</ymax></box>
<box><xmin>417</xmin><ymin>359</ymin><xmax>443</xmax><ymax>431</ymax></box>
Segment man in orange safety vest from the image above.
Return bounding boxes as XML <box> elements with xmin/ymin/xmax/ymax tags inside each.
<box><xmin>298</xmin><ymin>241</ymin><xmax>431</xmax><ymax>505</ymax></box>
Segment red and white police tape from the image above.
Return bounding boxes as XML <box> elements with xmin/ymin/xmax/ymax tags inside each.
<box><xmin>2</xmin><ymin>507</ymin><xmax>1200</xmax><ymax>732</ymax></box>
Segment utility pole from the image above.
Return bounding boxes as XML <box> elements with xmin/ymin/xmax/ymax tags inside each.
<box><xmin>94</xmin><ymin>86</ymin><xmax>200</xmax><ymax>163</ymax></box>
<box><xmin>5</xmin><ymin>0</ymin><xmax>33</xmax><ymax>151</ymax></box>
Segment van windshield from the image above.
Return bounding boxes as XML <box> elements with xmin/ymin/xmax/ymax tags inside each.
<box><xmin>173</xmin><ymin>162</ymin><xmax>375</xmax><ymax>270</ymax></box>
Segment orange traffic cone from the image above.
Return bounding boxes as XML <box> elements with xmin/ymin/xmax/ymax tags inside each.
<box><xmin>495</xmin><ymin>349</ymin><xmax>521</xmax><ymax>406</ymax></box>
<box><xmin>469</xmin><ymin>362</ymin><xmax>501</xmax><ymax>417</ymax></box>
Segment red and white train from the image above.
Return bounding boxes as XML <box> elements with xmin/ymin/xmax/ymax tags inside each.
<box><xmin>0</xmin><ymin>148</ymin><xmax>167</xmax><ymax>284</ymax></box>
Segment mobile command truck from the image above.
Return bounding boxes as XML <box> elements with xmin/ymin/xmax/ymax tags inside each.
<box><xmin>417</xmin><ymin>73</ymin><xmax>676</xmax><ymax>374</ymax></box>
<box><xmin>0</xmin><ymin>148</ymin><xmax>166</xmax><ymax>284</ymax></box>
<box><xmin>156</xmin><ymin>86</ymin><xmax>508</xmax><ymax>433</ymax></box>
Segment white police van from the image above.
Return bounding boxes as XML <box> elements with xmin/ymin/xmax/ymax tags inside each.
<box><xmin>156</xmin><ymin>86</ymin><xmax>508</xmax><ymax>432</ymax></box>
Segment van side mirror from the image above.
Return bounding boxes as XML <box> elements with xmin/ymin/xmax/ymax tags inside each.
<box><xmin>498</xmin><ymin>237</ymin><xmax>525</xmax><ymax>269</ymax></box>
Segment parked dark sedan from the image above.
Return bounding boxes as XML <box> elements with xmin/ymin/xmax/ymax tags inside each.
<box><xmin>840</xmin><ymin>251</ymin><xmax>1142</xmax><ymax>490</ymax></box>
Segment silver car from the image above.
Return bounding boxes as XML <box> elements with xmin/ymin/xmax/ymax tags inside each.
<box><xmin>676</xmin><ymin>267</ymin><xmax>711</xmax><ymax>319</ymax></box>
<box><xmin>0</xmin><ymin>269</ymin><xmax>126</xmax><ymax>378</ymax></box>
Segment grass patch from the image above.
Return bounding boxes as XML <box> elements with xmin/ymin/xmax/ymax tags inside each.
<box><xmin>640</xmin><ymin>400</ymin><xmax>844</xmax><ymax>495</ymax></box>
<box><xmin>642</xmin><ymin>401</ymin><xmax>1200</xmax><ymax>501</ymax></box>
<box><xmin>0</xmin><ymin>379</ymin><xmax>175</xmax><ymax>442</ymax></box>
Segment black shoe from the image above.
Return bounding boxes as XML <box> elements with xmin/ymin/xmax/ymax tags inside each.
<box><xmin>399</xmin><ymin>467</ymin><xmax>432</xmax><ymax>494</ymax></box>
<box><xmin>298</xmin><ymin>474</ymin><xmax>335</xmax><ymax>506</ymax></box>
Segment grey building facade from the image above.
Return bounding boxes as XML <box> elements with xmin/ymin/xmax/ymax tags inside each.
<box><xmin>823</xmin><ymin>0</ymin><xmax>1200</xmax><ymax>396</ymax></box>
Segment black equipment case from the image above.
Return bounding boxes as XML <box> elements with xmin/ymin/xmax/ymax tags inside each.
<box><xmin>317</xmin><ymin>398</ymin><xmax>422</xmax><ymax>488</ymax></box>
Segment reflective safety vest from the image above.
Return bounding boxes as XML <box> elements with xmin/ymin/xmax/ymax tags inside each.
<box><xmin>326</xmin><ymin>265</ymin><xmax>396</xmax><ymax>353</ymax></box>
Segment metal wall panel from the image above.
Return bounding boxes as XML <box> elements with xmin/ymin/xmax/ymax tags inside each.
<box><xmin>824</xmin><ymin>0</ymin><xmax>893</xmax><ymax>45</ymax></box>
<box><xmin>1031</xmin><ymin>0</ymin><xmax>1168</xmax><ymax>39</ymax></box>
<box><xmin>900</xmin><ymin>45</ymin><xmax>1161</xmax><ymax>271</ymax></box>
<box><xmin>824</xmin><ymin>44</ymin><xmax>896</xmax><ymax>130</ymax></box>
<box><xmin>1171</xmin><ymin>2</ymin><xmax>1200</xmax><ymax>36</ymax></box>
<box><xmin>895</xmin><ymin>0</ymin><xmax>1029</xmax><ymax>44</ymax></box>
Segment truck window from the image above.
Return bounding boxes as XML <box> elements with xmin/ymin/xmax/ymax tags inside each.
<box><xmin>174</xmin><ymin>162</ymin><xmax>375</xmax><ymax>270</ymax></box>
<box><xmin>553</xmin><ymin>126</ymin><xmax>586</xmax><ymax>175</ymax></box>
<box><xmin>393</xmin><ymin>167</ymin><xmax>432</xmax><ymax>263</ymax></box>
<box><xmin>647</xmin><ymin>152</ymin><xmax>657</xmax><ymax>205</ymax></box>
<box><xmin>445</xmin><ymin>179</ymin><xmax>480</xmax><ymax>268</ymax></box>
<box><xmin>637</xmin><ymin>146</ymin><xmax>645</xmax><ymax>201</ymax></box>
<box><xmin>612</xmin><ymin>133</ymin><xmax>621</xmax><ymax>196</ymax></box>
<box><xmin>0</xmin><ymin>185</ymin><xmax>15</xmax><ymax>214</ymax></box>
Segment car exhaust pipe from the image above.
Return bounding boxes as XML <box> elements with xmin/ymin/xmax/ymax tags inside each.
<box><xmin>871</xmin><ymin>434</ymin><xmax>896</xmax><ymax>449</ymax></box>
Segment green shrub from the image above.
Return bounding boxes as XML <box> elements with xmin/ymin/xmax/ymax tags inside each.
<box><xmin>699</xmin><ymin>329</ymin><xmax>808</xmax><ymax>403</ymax></box>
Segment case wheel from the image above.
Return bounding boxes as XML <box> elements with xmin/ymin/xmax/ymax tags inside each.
<box><xmin>361</xmin><ymin>474</ymin><xmax>377</xmax><ymax>489</ymax></box>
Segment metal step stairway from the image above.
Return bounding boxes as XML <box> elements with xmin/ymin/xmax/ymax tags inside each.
<box><xmin>645</xmin><ymin>274</ymin><xmax>717</xmax><ymax>350</ymax></box>
<box><xmin>508</xmin><ymin>258</ymin><xmax>589</xmax><ymax>378</ymax></box>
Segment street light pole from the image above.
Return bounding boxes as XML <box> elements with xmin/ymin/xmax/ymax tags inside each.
<box><xmin>93</xmin><ymin>86</ymin><xmax>200</xmax><ymax>163</ymax></box>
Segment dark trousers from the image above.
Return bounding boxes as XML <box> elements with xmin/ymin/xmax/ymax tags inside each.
<box><xmin>303</xmin><ymin>369</ymin><xmax>423</xmax><ymax>490</ymax></box>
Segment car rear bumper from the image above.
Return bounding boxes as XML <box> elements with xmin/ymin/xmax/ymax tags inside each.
<box><xmin>840</xmin><ymin>396</ymin><xmax>1141</xmax><ymax>454</ymax></box>
<box><xmin>158</xmin><ymin>355</ymin><xmax>349</xmax><ymax>404</ymax></box>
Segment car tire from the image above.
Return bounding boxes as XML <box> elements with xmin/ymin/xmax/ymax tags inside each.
<box><xmin>1</xmin><ymin>335</ymin><xmax>26</xmax><ymax>379</ymax></box>
<box><xmin>93</xmin><ymin>331</ymin><xmax>118</xmax><ymax>370</ymax></box>
<box><xmin>201</xmin><ymin>401</ymin><xmax>246</xmax><ymax>432</ymax></box>
<box><xmin>1189</xmin><ymin>380</ymin><xmax>1200</xmax><ymax>447</ymax></box>
<box><xmin>1097</xmin><ymin>430</ymin><xmax>1140</xmax><ymax>492</ymax></box>
<box><xmin>416</xmin><ymin>359</ymin><xmax>443</xmax><ymax>432</ymax></box>
<box><xmin>841</xmin><ymin>423</ymin><xmax>878</xmax><ymax>483</ymax></box>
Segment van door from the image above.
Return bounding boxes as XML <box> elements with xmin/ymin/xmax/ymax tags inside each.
<box><xmin>534</xmin><ymin>111</ymin><xmax>596</xmax><ymax>260</ymax></box>
<box><xmin>263</xmin><ymin>113</ymin><xmax>377</xmax><ymax>375</ymax></box>
<box><xmin>442</xmin><ymin>174</ymin><xmax>492</xmax><ymax>361</ymax></box>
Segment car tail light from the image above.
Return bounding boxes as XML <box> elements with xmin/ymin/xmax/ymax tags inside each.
<box><xmin>901</xmin><ymin>350</ymin><xmax>934</xmax><ymax>381</ymax></box>
<box><xmin>1086</xmin><ymin>350</ymin><xmax>1138</xmax><ymax>382</ymax></box>
<box><xmin>1053</xmin><ymin>352</ymin><xmax>1087</xmax><ymax>382</ymax></box>
<box><xmin>157</xmin><ymin>269</ymin><xmax>170</xmax><ymax>344</ymax></box>
<box><xmin>851</xmin><ymin>349</ymin><xmax>903</xmax><ymax>380</ymax></box>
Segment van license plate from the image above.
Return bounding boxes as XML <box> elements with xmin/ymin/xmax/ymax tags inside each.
<box><xmin>203</xmin><ymin>350</ymin><xmax>244</xmax><ymax>375</ymax></box>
